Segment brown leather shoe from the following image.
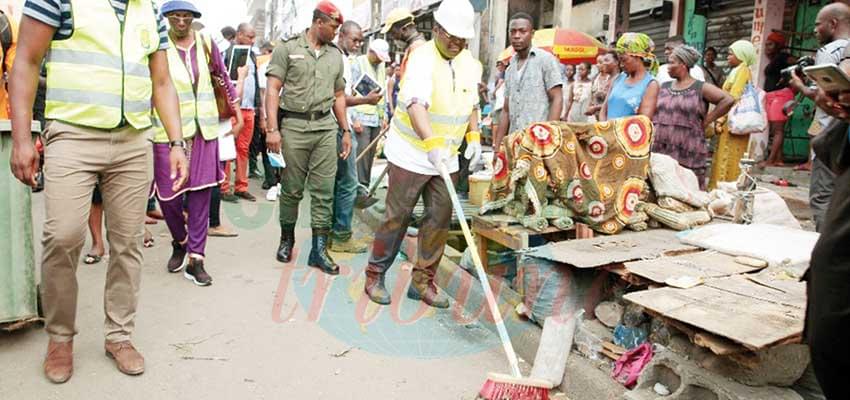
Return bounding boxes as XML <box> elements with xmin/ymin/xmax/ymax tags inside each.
<box><xmin>105</xmin><ymin>341</ymin><xmax>145</xmax><ymax>375</ymax></box>
<box><xmin>407</xmin><ymin>268</ymin><xmax>449</xmax><ymax>309</ymax></box>
<box><xmin>44</xmin><ymin>340</ymin><xmax>74</xmax><ymax>383</ymax></box>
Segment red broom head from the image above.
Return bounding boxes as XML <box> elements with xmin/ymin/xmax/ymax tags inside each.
<box><xmin>478</xmin><ymin>373</ymin><xmax>552</xmax><ymax>400</ymax></box>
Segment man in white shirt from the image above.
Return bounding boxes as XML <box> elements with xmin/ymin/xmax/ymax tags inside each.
<box><xmin>364</xmin><ymin>0</ymin><xmax>482</xmax><ymax>307</ymax></box>
<box><xmin>656</xmin><ymin>36</ymin><xmax>705</xmax><ymax>84</ymax></box>
<box><xmin>330</xmin><ymin>20</ymin><xmax>382</xmax><ymax>253</ymax></box>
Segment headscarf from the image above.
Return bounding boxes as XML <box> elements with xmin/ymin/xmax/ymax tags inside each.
<box><xmin>767</xmin><ymin>31</ymin><xmax>787</xmax><ymax>47</ymax></box>
<box><xmin>671</xmin><ymin>45</ymin><xmax>702</xmax><ymax>69</ymax></box>
<box><xmin>615</xmin><ymin>32</ymin><xmax>659</xmax><ymax>75</ymax></box>
<box><xmin>729</xmin><ymin>40</ymin><xmax>756</xmax><ymax>66</ymax></box>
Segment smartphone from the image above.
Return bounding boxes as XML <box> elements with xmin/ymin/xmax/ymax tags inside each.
<box><xmin>803</xmin><ymin>64</ymin><xmax>850</xmax><ymax>93</ymax></box>
<box><xmin>228</xmin><ymin>45</ymin><xmax>251</xmax><ymax>81</ymax></box>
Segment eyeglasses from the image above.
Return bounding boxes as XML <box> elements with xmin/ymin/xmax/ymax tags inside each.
<box><xmin>438</xmin><ymin>27</ymin><xmax>466</xmax><ymax>47</ymax></box>
<box><xmin>166</xmin><ymin>15</ymin><xmax>194</xmax><ymax>23</ymax></box>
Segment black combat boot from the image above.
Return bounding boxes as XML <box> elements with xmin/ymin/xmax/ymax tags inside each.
<box><xmin>307</xmin><ymin>229</ymin><xmax>340</xmax><ymax>275</ymax></box>
<box><xmin>276</xmin><ymin>225</ymin><xmax>295</xmax><ymax>263</ymax></box>
<box><xmin>364</xmin><ymin>268</ymin><xmax>391</xmax><ymax>305</ymax></box>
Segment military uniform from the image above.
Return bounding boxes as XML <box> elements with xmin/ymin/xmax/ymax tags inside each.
<box><xmin>266</xmin><ymin>31</ymin><xmax>345</xmax><ymax>232</ymax></box>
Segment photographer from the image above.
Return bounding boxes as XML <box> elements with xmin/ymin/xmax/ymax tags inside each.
<box><xmin>799</xmin><ymin>7</ymin><xmax>850</xmax><ymax>400</ymax></box>
<box><xmin>804</xmin><ymin>36</ymin><xmax>850</xmax><ymax>400</ymax></box>
<box><xmin>788</xmin><ymin>3</ymin><xmax>850</xmax><ymax>231</ymax></box>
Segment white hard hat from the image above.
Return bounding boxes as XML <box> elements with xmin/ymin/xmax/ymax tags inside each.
<box><xmin>370</xmin><ymin>39</ymin><xmax>391</xmax><ymax>63</ymax></box>
<box><xmin>433</xmin><ymin>0</ymin><xmax>475</xmax><ymax>40</ymax></box>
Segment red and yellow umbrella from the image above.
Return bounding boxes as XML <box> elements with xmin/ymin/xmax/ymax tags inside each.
<box><xmin>500</xmin><ymin>28</ymin><xmax>605</xmax><ymax>65</ymax></box>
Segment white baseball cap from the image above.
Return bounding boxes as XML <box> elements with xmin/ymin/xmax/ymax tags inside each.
<box><xmin>370</xmin><ymin>39</ymin><xmax>391</xmax><ymax>63</ymax></box>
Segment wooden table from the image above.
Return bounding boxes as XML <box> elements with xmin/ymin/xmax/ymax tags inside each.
<box><xmin>471</xmin><ymin>214</ymin><xmax>572</xmax><ymax>273</ymax></box>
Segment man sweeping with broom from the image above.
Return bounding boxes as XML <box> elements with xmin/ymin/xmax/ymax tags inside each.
<box><xmin>363</xmin><ymin>0</ymin><xmax>482</xmax><ymax>307</ymax></box>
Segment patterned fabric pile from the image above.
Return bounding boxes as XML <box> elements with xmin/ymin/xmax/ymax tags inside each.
<box><xmin>482</xmin><ymin>116</ymin><xmax>655</xmax><ymax>234</ymax></box>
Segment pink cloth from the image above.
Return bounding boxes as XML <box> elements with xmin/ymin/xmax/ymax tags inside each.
<box><xmin>612</xmin><ymin>343</ymin><xmax>654</xmax><ymax>388</ymax></box>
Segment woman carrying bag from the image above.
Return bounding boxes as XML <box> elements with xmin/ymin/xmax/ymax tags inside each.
<box><xmin>708</xmin><ymin>40</ymin><xmax>758</xmax><ymax>189</ymax></box>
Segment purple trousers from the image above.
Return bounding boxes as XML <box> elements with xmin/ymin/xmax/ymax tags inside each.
<box><xmin>160</xmin><ymin>189</ymin><xmax>212</xmax><ymax>257</ymax></box>
<box><xmin>153</xmin><ymin>134</ymin><xmax>223</xmax><ymax>258</ymax></box>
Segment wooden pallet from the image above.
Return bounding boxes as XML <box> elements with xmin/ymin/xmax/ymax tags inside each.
<box><xmin>471</xmin><ymin>214</ymin><xmax>574</xmax><ymax>272</ymax></box>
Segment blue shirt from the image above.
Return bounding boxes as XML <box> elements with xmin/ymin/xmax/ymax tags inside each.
<box><xmin>240</xmin><ymin>52</ymin><xmax>256</xmax><ymax>109</ymax></box>
<box><xmin>606</xmin><ymin>72</ymin><xmax>654</xmax><ymax>119</ymax></box>
<box><xmin>23</xmin><ymin>0</ymin><xmax>169</xmax><ymax>50</ymax></box>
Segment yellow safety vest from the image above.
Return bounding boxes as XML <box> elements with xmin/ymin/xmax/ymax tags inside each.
<box><xmin>151</xmin><ymin>32</ymin><xmax>219</xmax><ymax>143</ymax></box>
<box><xmin>391</xmin><ymin>40</ymin><xmax>481</xmax><ymax>154</ymax></box>
<box><xmin>353</xmin><ymin>54</ymin><xmax>386</xmax><ymax>118</ymax></box>
<box><xmin>45</xmin><ymin>0</ymin><xmax>160</xmax><ymax>130</ymax></box>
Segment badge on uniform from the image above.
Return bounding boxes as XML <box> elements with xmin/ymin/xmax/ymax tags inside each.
<box><xmin>138</xmin><ymin>26</ymin><xmax>152</xmax><ymax>51</ymax></box>
<box><xmin>289</xmin><ymin>54</ymin><xmax>305</xmax><ymax>60</ymax></box>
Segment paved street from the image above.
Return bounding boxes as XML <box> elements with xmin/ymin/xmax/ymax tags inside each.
<box><xmin>0</xmin><ymin>180</ymin><xmax>508</xmax><ymax>399</ymax></box>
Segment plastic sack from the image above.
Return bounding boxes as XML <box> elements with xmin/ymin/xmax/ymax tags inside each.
<box><xmin>520</xmin><ymin>255</ymin><xmax>583</xmax><ymax>324</ymax></box>
<box><xmin>612</xmin><ymin>343</ymin><xmax>654</xmax><ymax>389</ymax></box>
<box><xmin>729</xmin><ymin>84</ymin><xmax>767</xmax><ymax>135</ymax></box>
<box><xmin>648</xmin><ymin>153</ymin><xmax>710</xmax><ymax>208</ymax></box>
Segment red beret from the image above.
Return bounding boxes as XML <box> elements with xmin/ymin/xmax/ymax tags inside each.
<box><xmin>316</xmin><ymin>1</ymin><xmax>343</xmax><ymax>24</ymax></box>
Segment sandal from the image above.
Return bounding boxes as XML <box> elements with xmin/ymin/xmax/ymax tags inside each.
<box><xmin>83</xmin><ymin>254</ymin><xmax>103</xmax><ymax>265</ymax></box>
<box><xmin>144</xmin><ymin>237</ymin><xmax>155</xmax><ymax>248</ymax></box>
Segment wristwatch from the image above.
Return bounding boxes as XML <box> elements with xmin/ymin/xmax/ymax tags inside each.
<box><xmin>342</xmin><ymin>128</ymin><xmax>351</xmax><ymax>134</ymax></box>
<box><xmin>169</xmin><ymin>140</ymin><xmax>186</xmax><ymax>149</ymax></box>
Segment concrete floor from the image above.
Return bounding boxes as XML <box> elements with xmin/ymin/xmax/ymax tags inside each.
<box><xmin>0</xmin><ymin>178</ymin><xmax>509</xmax><ymax>399</ymax></box>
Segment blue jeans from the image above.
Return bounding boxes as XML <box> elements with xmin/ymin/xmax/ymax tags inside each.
<box><xmin>332</xmin><ymin>129</ymin><xmax>359</xmax><ymax>240</ymax></box>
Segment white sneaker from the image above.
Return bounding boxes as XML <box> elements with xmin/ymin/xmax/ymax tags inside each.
<box><xmin>266</xmin><ymin>184</ymin><xmax>280</xmax><ymax>201</ymax></box>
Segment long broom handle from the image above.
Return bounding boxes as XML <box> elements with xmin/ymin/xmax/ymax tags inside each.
<box><xmin>355</xmin><ymin>126</ymin><xmax>390</xmax><ymax>163</ymax></box>
<box><xmin>438</xmin><ymin>163</ymin><xmax>522</xmax><ymax>378</ymax></box>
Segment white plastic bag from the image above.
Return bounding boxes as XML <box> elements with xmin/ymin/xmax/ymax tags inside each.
<box><xmin>729</xmin><ymin>84</ymin><xmax>767</xmax><ymax>135</ymax></box>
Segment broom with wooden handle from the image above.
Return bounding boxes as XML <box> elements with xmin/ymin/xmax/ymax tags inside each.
<box><xmin>437</xmin><ymin>163</ymin><xmax>552</xmax><ymax>400</ymax></box>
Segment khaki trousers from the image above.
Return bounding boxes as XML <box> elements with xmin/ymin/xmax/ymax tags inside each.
<box><xmin>41</xmin><ymin>121</ymin><xmax>151</xmax><ymax>343</ymax></box>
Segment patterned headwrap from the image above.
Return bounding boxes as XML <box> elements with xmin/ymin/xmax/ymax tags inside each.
<box><xmin>615</xmin><ymin>32</ymin><xmax>659</xmax><ymax>75</ymax></box>
<box><xmin>729</xmin><ymin>40</ymin><xmax>756</xmax><ymax>67</ymax></box>
<box><xmin>671</xmin><ymin>45</ymin><xmax>702</xmax><ymax>68</ymax></box>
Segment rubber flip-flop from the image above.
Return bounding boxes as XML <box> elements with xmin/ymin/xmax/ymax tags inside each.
<box><xmin>83</xmin><ymin>254</ymin><xmax>102</xmax><ymax>265</ymax></box>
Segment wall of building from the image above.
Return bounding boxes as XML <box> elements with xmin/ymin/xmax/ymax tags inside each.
<box><xmin>571</xmin><ymin>0</ymin><xmax>609</xmax><ymax>37</ymax></box>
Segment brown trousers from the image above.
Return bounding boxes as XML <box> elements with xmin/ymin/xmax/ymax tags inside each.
<box><xmin>367</xmin><ymin>163</ymin><xmax>456</xmax><ymax>278</ymax></box>
<box><xmin>41</xmin><ymin>121</ymin><xmax>151</xmax><ymax>343</ymax></box>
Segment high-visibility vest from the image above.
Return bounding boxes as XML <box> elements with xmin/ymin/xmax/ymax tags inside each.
<box><xmin>390</xmin><ymin>40</ymin><xmax>481</xmax><ymax>154</ymax></box>
<box><xmin>151</xmin><ymin>31</ymin><xmax>219</xmax><ymax>143</ymax></box>
<box><xmin>45</xmin><ymin>0</ymin><xmax>160</xmax><ymax>130</ymax></box>
<box><xmin>352</xmin><ymin>54</ymin><xmax>386</xmax><ymax>118</ymax></box>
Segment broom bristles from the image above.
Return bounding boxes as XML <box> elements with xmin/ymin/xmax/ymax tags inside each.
<box><xmin>478</xmin><ymin>373</ymin><xmax>552</xmax><ymax>400</ymax></box>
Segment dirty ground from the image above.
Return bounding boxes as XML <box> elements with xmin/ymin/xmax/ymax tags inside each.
<box><xmin>0</xmin><ymin>179</ymin><xmax>510</xmax><ymax>399</ymax></box>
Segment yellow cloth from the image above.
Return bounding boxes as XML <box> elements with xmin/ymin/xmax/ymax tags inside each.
<box><xmin>708</xmin><ymin>64</ymin><xmax>751</xmax><ymax>189</ymax></box>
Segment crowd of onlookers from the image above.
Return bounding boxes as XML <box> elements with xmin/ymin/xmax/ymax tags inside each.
<box><xmin>481</xmin><ymin>5</ymin><xmax>850</xmax><ymax>398</ymax></box>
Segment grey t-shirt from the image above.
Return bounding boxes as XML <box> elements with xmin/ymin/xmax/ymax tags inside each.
<box><xmin>811</xmin><ymin>38</ymin><xmax>850</xmax><ymax>135</ymax></box>
<box><xmin>504</xmin><ymin>47</ymin><xmax>564</xmax><ymax>133</ymax></box>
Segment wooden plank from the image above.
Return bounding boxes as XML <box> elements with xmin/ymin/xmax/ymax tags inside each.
<box><xmin>473</xmin><ymin>214</ymin><xmax>566</xmax><ymax>251</ymax></box>
<box><xmin>624</xmin><ymin>251</ymin><xmax>764</xmax><ymax>285</ymax></box>
<box><xmin>527</xmin><ymin>229</ymin><xmax>697</xmax><ymax>269</ymax></box>
<box><xmin>704</xmin><ymin>275</ymin><xmax>805</xmax><ymax>310</ymax></box>
<box><xmin>624</xmin><ymin>283</ymin><xmax>804</xmax><ymax>350</ymax></box>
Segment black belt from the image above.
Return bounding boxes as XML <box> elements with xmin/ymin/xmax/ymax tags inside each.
<box><xmin>281</xmin><ymin>110</ymin><xmax>331</xmax><ymax>121</ymax></box>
